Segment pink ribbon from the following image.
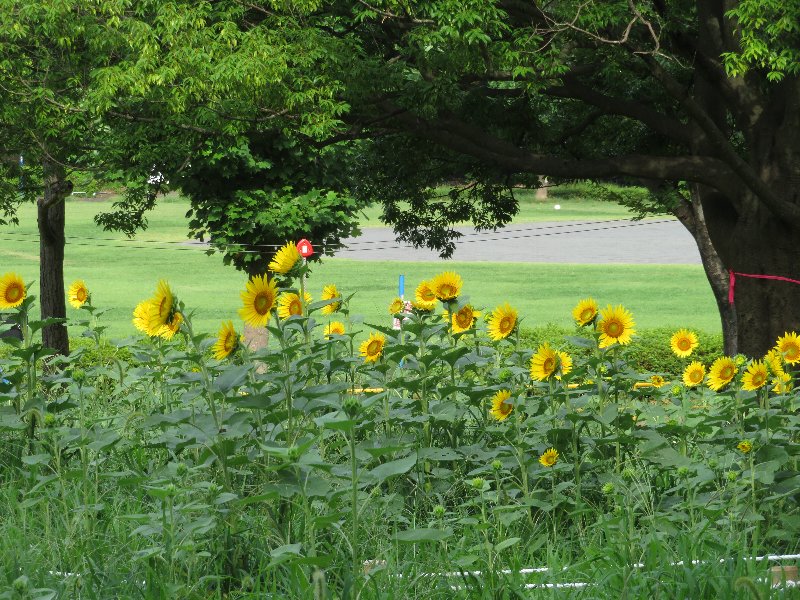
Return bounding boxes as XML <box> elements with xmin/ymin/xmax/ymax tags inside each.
<box><xmin>728</xmin><ymin>270</ymin><xmax>800</xmax><ymax>305</ymax></box>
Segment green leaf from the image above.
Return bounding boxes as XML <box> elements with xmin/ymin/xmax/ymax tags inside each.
<box><xmin>394</xmin><ymin>527</ymin><xmax>452</xmax><ymax>543</ymax></box>
<box><xmin>368</xmin><ymin>453</ymin><xmax>417</xmax><ymax>482</ymax></box>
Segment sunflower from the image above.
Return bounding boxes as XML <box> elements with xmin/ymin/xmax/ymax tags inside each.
<box><xmin>324</xmin><ymin>321</ymin><xmax>345</xmax><ymax>337</ymax></box>
<box><xmin>158</xmin><ymin>311</ymin><xmax>183</xmax><ymax>340</ymax></box>
<box><xmin>737</xmin><ymin>440</ymin><xmax>752</xmax><ymax>454</ymax></box>
<box><xmin>238</xmin><ymin>274</ymin><xmax>278</xmax><ymax>327</ymax></box>
<box><xmin>650</xmin><ymin>375</ymin><xmax>666</xmax><ymax>388</ymax></box>
<box><xmin>132</xmin><ymin>301</ymin><xmax>152</xmax><ymax>334</ymax></box>
<box><xmin>321</xmin><ymin>284</ymin><xmax>341</xmax><ymax>315</ymax></box>
<box><xmin>772</xmin><ymin>372</ymin><xmax>793</xmax><ymax>395</ymax></box>
<box><xmin>213</xmin><ymin>321</ymin><xmax>239</xmax><ymax>360</ymax></box>
<box><xmin>741</xmin><ymin>360</ymin><xmax>768</xmax><ymax>391</ymax></box>
<box><xmin>430</xmin><ymin>271</ymin><xmax>462</xmax><ymax>301</ymax></box>
<box><xmin>670</xmin><ymin>329</ymin><xmax>698</xmax><ymax>358</ymax></box>
<box><xmin>487</xmin><ymin>303</ymin><xmax>518</xmax><ymax>341</ymax></box>
<box><xmin>682</xmin><ymin>361</ymin><xmax>706</xmax><ymax>387</ymax></box>
<box><xmin>0</xmin><ymin>272</ymin><xmax>25</xmax><ymax>309</ymax></box>
<box><xmin>277</xmin><ymin>291</ymin><xmax>312</xmax><ymax>320</ymax></box>
<box><xmin>776</xmin><ymin>332</ymin><xmax>800</xmax><ymax>364</ymax></box>
<box><xmin>530</xmin><ymin>342</ymin><xmax>573</xmax><ymax>381</ymax></box>
<box><xmin>489</xmin><ymin>390</ymin><xmax>513</xmax><ymax>421</ymax></box>
<box><xmin>539</xmin><ymin>448</ymin><xmax>559</xmax><ymax>468</ymax></box>
<box><xmin>572</xmin><ymin>297</ymin><xmax>598</xmax><ymax>326</ymax></box>
<box><xmin>414</xmin><ymin>280</ymin><xmax>438</xmax><ymax>311</ymax></box>
<box><xmin>269</xmin><ymin>241</ymin><xmax>302</xmax><ymax>275</ymax></box>
<box><xmin>67</xmin><ymin>280</ymin><xmax>89</xmax><ymax>308</ymax></box>
<box><xmin>388</xmin><ymin>297</ymin><xmax>405</xmax><ymax>315</ymax></box>
<box><xmin>597</xmin><ymin>304</ymin><xmax>636</xmax><ymax>348</ymax></box>
<box><xmin>452</xmin><ymin>304</ymin><xmax>480</xmax><ymax>334</ymax></box>
<box><xmin>359</xmin><ymin>332</ymin><xmax>386</xmax><ymax>363</ymax></box>
<box><xmin>146</xmin><ymin>280</ymin><xmax>175</xmax><ymax>334</ymax></box>
<box><xmin>707</xmin><ymin>356</ymin><xmax>738</xmax><ymax>391</ymax></box>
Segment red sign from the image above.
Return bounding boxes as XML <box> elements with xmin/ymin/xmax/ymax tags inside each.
<box><xmin>296</xmin><ymin>239</ymin><xmax>314</xmax><ymax>258</ymax></box>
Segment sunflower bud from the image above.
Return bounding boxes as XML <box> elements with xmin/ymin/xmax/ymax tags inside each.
<box><xmin>343</xmin><ymin>396</ymin><xmax>361</xmax><ymax>418</ymax></box>
<box><xmin>432</xmin><ymin>504</ymin><xmax>446</xmax><ymax>518</ymax></box>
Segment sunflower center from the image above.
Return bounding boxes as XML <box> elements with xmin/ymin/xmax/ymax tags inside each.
<box><xmin>224</xmin><ymin>333</ymin><xmax>236</xmax><ymax>352</ymax></box>
<box><xmin>76</xmin><ymin>288</ymin><xmax>87</xmax><ymax>302</ymax></box>
<box><xmin>439</xmin><ymin>284</ymin><xmax>455</xmax><ymax>298</ymax></box>
<box><xmin>499</xmin><ymin>401</ymin><xmax>512</xmax><ymax>416</ymax></box>
<box><xmin>678</xmin><ymin>339</ymin><xmax>691</xmax><ymax>351</ymax></box>
<box><xmin>456</xmin><ymin>311</ymin><xmax>471</xmax><ymax>328</ymax></box>
<box><xmin>289</xmin><ymin>299</ymin><xmax>302</xmax><ymax>316</ymax></box>
<box><xmin>690</xmin><ymin>370</ymin><xmax>703</xmax><ymax>383</ymax></box>
<box><xmin>543</xmin><ymin>357</ymin><xmax>555</xmax><ymax>373</ymax></box>
<box><xmin>422</xmin><ymin>290</ymin><xmax>435</xmax><ymax>301</ymax></box>
<box><xmin>499</xmin><ymin>317</ymin><xmax>512</xmax><ymax>332</ymax></box>
<box><xmin>752</xmin><ymin>372</ymin><xmax>766</xmax><ymax>386</ymax></box>
<box><xmin>785</xmin><ymin>345</ymin><xmax>800</xmax><ymax>361</ymax></box>
<box><xmin>367</xmin><ymin>340</ymin><xmax>381</xmax><ymax>356</ymax></box>
<box><xmin>720</xmin><ymin>366</ymin><xmax>734</xmax><ymax>379</ymax></box>
<box><xmin>580</xmin><ymin>308</ymin><xmax>594</xmax><ymax>321</ymax></box>
<box><xmin>5</xmin><ymin>284</ymin><xmax>22</xmax><ymax>303</ymax></box>
<box><xmin>254</xmin><ymin>292</ymin><xmax>271</xmax><ymax>315</ymax></box>
<box><xmin>606</xmin><ymin>321</ymin><xmax>621</xmax><ymax>336</ymax></box>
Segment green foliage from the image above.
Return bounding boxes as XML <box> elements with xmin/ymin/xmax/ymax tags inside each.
<box><xmin>723</xmin><ymin>0</ymin><xmax>800</xmax><ymax>81</ymax></box>
<box><xmin>0</xmin><ymin>276</ymin><xmax>795</xmax><ymax>597</ymax></box>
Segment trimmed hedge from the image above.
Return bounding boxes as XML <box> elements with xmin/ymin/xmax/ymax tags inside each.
<box><xmin>519</xmin><ymin>324</ymin><xmax>724</xmax><ymax>377</ymax></box>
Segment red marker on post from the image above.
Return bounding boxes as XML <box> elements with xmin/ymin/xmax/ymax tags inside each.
<box><xmin>296</xmin><ymin>238</ymin><xmax>314</xmax><ymax>258</ymax></box>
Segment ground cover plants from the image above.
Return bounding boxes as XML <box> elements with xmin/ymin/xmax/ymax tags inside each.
<box><xmin>1</xmin><ymin>259</ymin><xmax>798</xmax><ymax>598</ymax></box>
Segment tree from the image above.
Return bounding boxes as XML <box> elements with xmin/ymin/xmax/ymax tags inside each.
<box><xmin>0</xmin><ymin>0</ymin><xmax>349</xmax><ymax>354</ymax></box>
<box><xmin>279</xmin><ymin>0</ymin><xmax>799</xmax><ymax>357</ymax></box>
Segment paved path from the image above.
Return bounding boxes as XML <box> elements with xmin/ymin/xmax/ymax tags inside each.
<box><xmin>334</xmin><ymin>218</ymin><xmax>701</xmax><ymax>264</ymax></box>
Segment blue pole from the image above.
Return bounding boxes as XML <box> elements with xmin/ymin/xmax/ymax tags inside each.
<box><xmin>399</xmin><ymin>274</ymin><xmax>405</xmax><ymax>299</ymax></box>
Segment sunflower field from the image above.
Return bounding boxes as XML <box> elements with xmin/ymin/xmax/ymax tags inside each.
<box><xmin>1</xmin><ymin>253</ymin><xmax>800</xmax><ymax>598</ymax></box>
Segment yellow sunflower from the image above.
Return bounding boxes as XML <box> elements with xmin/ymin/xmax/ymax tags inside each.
<box><xmin>158</xmin><ymin>311</ymin><xmax>183</xmax><ymax>340</ymax></box>
<box><xmin>359</xmin><ymin>332</ymin><xmax>386</xmax><ymax>363</ymax></box>
<box><xmin>67</xmin><ymin>280</ymin><xmax>89</xmax><ymax>309</ymax></box>
<box><xmin>682</xmin><ymin>361</ymin><xmax>706</xmax><ymax>387</ymax></box>
<box><xmin>572</xmin><ymin>297</ymin><xmax>598</xmax><ymax>326</ymax></box>
<box><xmin>539</xmin><ymin>448</ymin><xmax>559</xmax><ymax>468</ymax></box>
<box><xmin>0</xmin><ymin>272</ymin><xmax>26</xmax><ymax>309</ymax></box>
<box><xmin>238</xmin><ymin>274</ymin><xmax>278</xmax><ymax>327</ymax></box>
<box><xmin>452</xmin><ymin>304</ymin><xmax>480</xmax><ymax>334</ymax></box>
<box><xmin>324</xmin><ymin>321</ymin><xmax>346</xmax><ymax>337</ymax></box>
<box><xmin>489</xmin><ymin>390</ymin><xmax>513</xmax><ymax>421</ymax></box>
<box><xmin>772</xmin><ymin>372</ymin><xmax>793</xmax><ymax>395</ymax></box>
<box><xmin>321</xmin><ymin>284</ymin><xmax>341</xmax><ymax>315</ymax></box>
<box><xmin>430</xmin><ymin>271</ymin><xmax>463</xmax><ymax>301</ymax></box>
<box><xmin>146</xmin><ymin>280</ymin><xmax>174</xmax><ymax>334</ymax></box>
<box><xmin>268</xmin><ymin>241</ymin><xmax>302</xmax><ymax>275</ymax></box>
<box><xmin>741</xmin><ymin>360</ymin><xmax>768</xmax><ymax>391</ymax></box>
<box><xmin>707</xmin><ymin>356</ymin><xmax>738</xmax><ymax>391</ymax></box>
<box><xmin>737</xmin><ymin>440</ymin><xmax>752</xmax><ymax>454</ymax></box>
<box><xmin>650</xmin><ymin>375</ymin><xmax>666</xmax><ymax>388</ymax></box>
<box><xmin>530</xmin><ymin>342</ymin><xmax>573</xmax><ymax>381</ymax></box>
<box><xmin>213</xmin><ymin>321</ymin><xmax>239</xmax><ymax>360</ymax></box>
<box><xmin>597</xmin><ymin>304</ymin><xmax>636</xmax><ymax>348</ymax></box>
<box><xmin>487</xmin><ymin>303</ymin><xmax>518</xmax><ymax>341</ymax></box>
<box><xmin>132</xmin><ymin>301</ymin><xmax>153</xmax><ymax>334</ymax></box>
<box><xmin>414</xmin><ymin>280</ymin><xmax>438</xmax><ymax>311</ymax></box>
<box><xmin>670</xmin><ymin>329</ymin><xmax>698</xmax><ymax>358</ymax></box>
<box><xmin>388</xmin><ymin>297</ymin><xmax>405</xmax><ymax>315</ymax></box>
<box><xmin>764</xmin><ymin>348</ymin><xmax>785</xmax><ymax>376</ymax></box>
<box><xmin>277</xmin><ymin>291</ymin><xmax>312</xmax><ymax>320</ymax></box>
<box><xmin>776</xmin><ymin>332</ymin><xmax>800</xmax><ymax>364</ymax></box>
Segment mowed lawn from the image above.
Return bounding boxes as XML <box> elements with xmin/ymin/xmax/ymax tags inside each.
<box><xmin>0</xmin><ymin>196</ymin><xmax>718</xmax><ymax>339</ymax></box>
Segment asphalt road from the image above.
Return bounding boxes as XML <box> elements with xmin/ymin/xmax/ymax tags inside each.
<box><xmin>334</xmin><ymin>218</ymin><xmax>701</xmax><ymax>264</ymax></box>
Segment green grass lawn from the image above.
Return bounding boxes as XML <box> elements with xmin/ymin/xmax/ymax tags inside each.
<box><xmin>0</xmin><ymin>194</ymin><xmax>714</xmax><ymax>338</ymax></box>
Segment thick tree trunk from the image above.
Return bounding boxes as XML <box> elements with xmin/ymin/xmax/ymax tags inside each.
<box><xmin>699</xmin><ymin>189</ymin><xmax>800</xmax><ymax>358</ymax></box>
<box><xmin>37</xmin><ymin>159</ymin><xmax>70</xmax><ymax>355</ymax></box>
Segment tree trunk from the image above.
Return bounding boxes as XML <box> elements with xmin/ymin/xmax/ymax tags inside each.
<box><xmin>699</xmin><ymin>189</ymin><xmax>800</xmax><ymax>358</ymax></box>
<box><xmin>37</xmin><ymin>159</ymin><xmax>71</xmax><ymax>355</ymax></box>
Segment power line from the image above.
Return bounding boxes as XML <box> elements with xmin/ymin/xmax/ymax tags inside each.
<box><xmin>0</xmin><ymin>218</ymin><xmax>675</xmax><ymax>254</ymax></box>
